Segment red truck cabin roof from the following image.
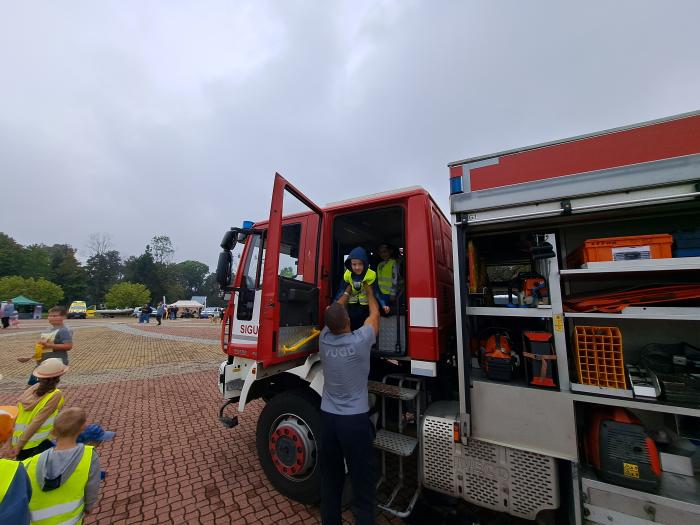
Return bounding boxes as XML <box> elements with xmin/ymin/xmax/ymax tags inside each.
<box><xmin>448</xmin><ymin>111</ymin><xmax>700</xmax><ymax>207</ymax></box>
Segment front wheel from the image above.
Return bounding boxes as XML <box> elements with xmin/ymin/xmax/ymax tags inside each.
<box><xmin>256</xmin><ymin>388</ymin><xmax>322</xmax><ymax>504</ymax></box>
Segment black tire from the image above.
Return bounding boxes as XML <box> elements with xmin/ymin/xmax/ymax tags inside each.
<box><xmin>256</xmin><ymin>388</ymin><xmax>322</xmax><ymax>504</ymax></box>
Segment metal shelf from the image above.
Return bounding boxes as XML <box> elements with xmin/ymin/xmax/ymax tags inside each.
<box><xmin>466</xmin><ymin>306</ymin><xmax>554</xmax><ymax>318</ymax></box>
<box><xmin>561</xmin><ymin>256</ymin><xmax>700</xmax><ymax>275</ymax></box>
<box><xmin>570</xmin><ymin>392</ymin><xmax>700</xmax><ymax>418</ymax></box>
<box><xmin>565</xmin><ymin>307</ymin><xmax>700</xmax><ymax>321</ymax></box>
<box><xmin>581</xmin><ymin>467</ymin><xmax>700</xmax><ymax>516</ymax></box>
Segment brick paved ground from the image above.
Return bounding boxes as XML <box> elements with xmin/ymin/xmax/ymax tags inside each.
<box><xmin>0</xmin><ymin>321</ymin><xmax>402</xmax><ymax>524</ymax></box>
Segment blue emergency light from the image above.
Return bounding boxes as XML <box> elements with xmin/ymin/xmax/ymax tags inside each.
<box><xmin>242</xmin><ymin>220</ymin><xmax>254</xmax><ymax>230</ymax></box>
<box><xmin>450</xmin><ymin>176</ymin><xmax>463</xmax><ymax>194</ymax></box>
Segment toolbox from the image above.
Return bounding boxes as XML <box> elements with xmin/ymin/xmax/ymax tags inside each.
<box><xmin>567</xmin><ymin>234</ymin><xmax>673</xmax><ymax>268</ymax></box>
<box><xmin>674</xmin><ymin>228</ymin><xmax>700</xmax><ymax>249</ymax></box>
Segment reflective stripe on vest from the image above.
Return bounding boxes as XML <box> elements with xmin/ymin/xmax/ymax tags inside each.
<box><xmin>0</xmin><ymin>459</ymin><xmax>20</xmax><ymax>504</ymax></box>
<box><xmin>343</xmin><ymin>269</ymin><xmax>376</xmax><ymax>305</ymax></box>
<box><xmin>24</xmin><ymin>445</ymin><xmax>94</xmax><ymax>525</ymax></box>
<box><xmin>13</xmin><ymin>389</ymin><xmax>64</xmax><ymax>450</ymax></box>
<box><xmin>376</xmin><ymin>259</ymin><xmax>397</xmax><ymax>296</ymax></box>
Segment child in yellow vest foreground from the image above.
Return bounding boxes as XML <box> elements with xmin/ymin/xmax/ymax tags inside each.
<box><xmin>6</xmin><ymin>359</ymin><xmax>67</xmax><ymax>461</ymax></box>
<box><xmin>23</xmin><ymin>407</ymin><xmax>103</xmax><ymax>524</ymax></box>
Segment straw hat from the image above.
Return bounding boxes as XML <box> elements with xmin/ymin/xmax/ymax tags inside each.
<box><xmin>34</xmin><ymin>358</ymin><xmax>69</xmax><ymax>378</ymax></box>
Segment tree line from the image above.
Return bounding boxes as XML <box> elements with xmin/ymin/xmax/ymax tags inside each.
<box><xmin>0</xmin><ymin>232</ymin><xmax>223</xmax><ymax>309</ymax></box>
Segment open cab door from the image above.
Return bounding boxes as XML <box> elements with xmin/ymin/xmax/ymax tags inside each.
<box><xmin>257</xmin><ymin>173</ymin><xmax>324</xmax><ymax>369</ymax></box>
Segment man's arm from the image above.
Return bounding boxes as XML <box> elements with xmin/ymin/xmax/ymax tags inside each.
<box><xmin>363</xmin><ymin>284</ymin><xmax>380</xmax><ymax>336</ymax></box>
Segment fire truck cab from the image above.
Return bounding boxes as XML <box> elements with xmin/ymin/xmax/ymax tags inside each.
<box><xmin>216</xmin><ymin>176</ymin><xmax>453</xmax><ymax>505</ymax></box>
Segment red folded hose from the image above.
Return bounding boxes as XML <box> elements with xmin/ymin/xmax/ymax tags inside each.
<box><xmin>564</xmin><ymin>284</ymin><xmax>700</xmax><ymax>313</ymax></box>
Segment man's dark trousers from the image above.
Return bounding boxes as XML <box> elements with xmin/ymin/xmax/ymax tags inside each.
<box><xmin>320</xmin><ymin>410</ymin><xmax>375</xmax><ymax>525</ymax></box>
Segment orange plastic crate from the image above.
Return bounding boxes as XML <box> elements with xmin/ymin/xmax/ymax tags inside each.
<box><xmin>574</xmin><ymin>326</ymin><xmax>626</xmax><ymax>389</ymax></box>
<box><xmin>567</xmin><ymin>234</ymin><xmax>673</xmax><ymax>268</ymax></box>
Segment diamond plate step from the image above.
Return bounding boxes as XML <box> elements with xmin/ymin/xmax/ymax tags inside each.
<box><xmin>373</xmin><ymin>429</ymin><xmax>418</xmax><ymax>457</ymax></box>
<box><xmin>368</xmin><ymin>380</ymin><xmax>418</xmax><ymax>400</ymax></box>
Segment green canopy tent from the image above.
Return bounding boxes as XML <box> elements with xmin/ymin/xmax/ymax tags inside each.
<box><xmin>12</xmin><ymin>295</ymin><xmax>43</xmax><ymax>319</ymax></box>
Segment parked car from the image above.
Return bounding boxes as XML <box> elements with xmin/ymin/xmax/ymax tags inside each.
<box><xmin>199</xmin><ymin>307</ymin><xmax>222</xmax><ymax>319</ymax></box>
<box><xmin>132</xmin><ymin>307</ymin><xmax>158</xmax><ymax>317</ymax></box>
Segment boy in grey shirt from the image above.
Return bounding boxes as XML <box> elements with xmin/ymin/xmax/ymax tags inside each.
<box><xmin>39</xmin><ymin>305</ymin><xmax>73</xmax><ymax>365</ymax></box>
<box><xmin>19</xmin><ymin>306</ymin><xmax>74</xmax><ymax>385</ymax></box>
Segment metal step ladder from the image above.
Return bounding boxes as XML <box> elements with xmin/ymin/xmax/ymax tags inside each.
<box><xmin>368</xmin><ymin>374</ymin><xmax>423</xmax><ymax>518</ymax></box>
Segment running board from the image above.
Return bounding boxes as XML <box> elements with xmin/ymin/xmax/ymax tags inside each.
<box><xmin>373</xmin><ymin>429</ymin><xmax>417</xmax><ymax>457</ymax></box>
<box><xmin>377</xmin><ymin>485</ymin><xmax>421</xmax><ymax>518</ymax></box>
<box><xmin>368</xmin><ymin>380</ymin><xmax>419</xmax><ymax>400</ymax></box>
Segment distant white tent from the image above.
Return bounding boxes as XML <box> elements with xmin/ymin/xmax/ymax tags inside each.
<box><xmin>191</xmin><ymin>295</ymin><xmax>207</xmax><ymax>308</ymax></box>
<box><xmin>168</xmin><ymin>300</ymin><xmax>204</xmax><ymax>309</ymax></box>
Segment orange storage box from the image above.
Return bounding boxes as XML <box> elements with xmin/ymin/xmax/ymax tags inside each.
<box><xmin>567</xmin><ymin>234</ymin><xmax>673</xmax><ymax>268</ymax></box>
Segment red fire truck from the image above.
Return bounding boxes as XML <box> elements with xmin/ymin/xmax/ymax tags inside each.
<box><xmin>216</xmin><ymin>111</ymin><xmax>700</xmax><ymax>523</ymax></box>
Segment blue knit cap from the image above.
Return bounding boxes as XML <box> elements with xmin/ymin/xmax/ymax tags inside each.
<box><xmin>77</xmin><ymin>424</ymin><xmax>116</xmax><ymax>443</ymax></box>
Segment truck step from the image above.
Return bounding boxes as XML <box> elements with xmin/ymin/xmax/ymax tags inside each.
<box><xmin>368</xmin><ymin>380</ymin><xmax>419</xmax><ymax>400</ymax></box>
<box><xmin>373</xmin><ymin>429</ymin><xmax>418</xmax><ymax>457</ymax></box>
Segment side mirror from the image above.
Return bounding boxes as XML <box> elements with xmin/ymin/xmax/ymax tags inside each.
<box><xmin>220</xmin><ymin>229</ymin><xmax>238</xmax><ymax>251</ymax></box>
<box><xmin>216</xmin><ymin>250</ymin><xmax>233</xmax><ymax>290</ymax></box>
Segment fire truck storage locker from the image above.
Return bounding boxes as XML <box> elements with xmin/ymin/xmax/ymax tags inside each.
<box><xmin>447</xmin><ymin>111</ymin><xmax>700</xmax><ymax>524</ymax></box>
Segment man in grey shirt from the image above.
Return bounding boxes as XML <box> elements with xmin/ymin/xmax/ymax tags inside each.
<box><xmin>319</xmin><ymin>283</ymin><xmax>379</xmax><ymax>525</ymax></box>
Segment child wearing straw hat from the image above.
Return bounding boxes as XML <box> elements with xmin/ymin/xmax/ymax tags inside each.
<box><xmin>4</xmin><ymin>359</ymin><xmax>68</xmax><ymax>461</ymax></box>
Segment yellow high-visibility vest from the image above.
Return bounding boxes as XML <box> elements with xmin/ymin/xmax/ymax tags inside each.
<box><xmin>377</xmin><ymin>259</ymin><xmax>398</xmax><ymax>296</ymax></box>
<box><xmin>12</xmin><ymin>389</ymin><xmax>64</xmax><ymax>450</ymax></box>
<box><xmin>343</xmin><ymin>269</ymin><xmax>377</xmax><ymax>305</ymax></box>
<box><xmin>24</xmin><ymin>445</ymin><xmax>94</xmax><ymax>525</ymax></box>
<box><xmin>0</xmin><ymin>458</ymin><xmax>21</xmax><ymax>504</ymax></box>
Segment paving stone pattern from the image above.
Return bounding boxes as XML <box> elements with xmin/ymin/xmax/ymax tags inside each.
<box><xmin>0</xmin><ymin>322</ymin><xmax>402</xmax><ymax>524</ymax></box>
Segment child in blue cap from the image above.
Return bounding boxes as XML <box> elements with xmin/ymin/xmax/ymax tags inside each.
<box><xmin>335</xmin><ymin>247</ymin><xmax>388</xmax><ymax>330</ymax></box>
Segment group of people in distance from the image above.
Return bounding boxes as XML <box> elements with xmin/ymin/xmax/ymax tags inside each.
<box><xmin>0</xmin><ymin>305</ymin><xmax>113</xmax><ymax>525</ymax></box>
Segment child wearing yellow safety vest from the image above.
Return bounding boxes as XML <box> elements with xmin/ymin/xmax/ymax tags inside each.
<box><xmin>335</xmin><ymin>247</ymin><xmax>388</xmax><ymax>330</ymax></box>
<box><xmin>377</xmin><ymin>244</ymin><xmax>401</xmax><ymax>311</ymax></box>
<box><xmin>8</xmin><ymin>359</ymin><xmax>67</xmax><ymax>462</ymax></box>
<box><xmin>23</xmin><ymin>407</ymin><xmax>103</xmax><ymax>525</ymax></box>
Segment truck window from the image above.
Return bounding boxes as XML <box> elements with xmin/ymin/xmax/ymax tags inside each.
<box><xmin>242</xmin><ymin>223</ymin><xmax>304</xmax><ymax>289</ymax></box>
<box><xmin>278</xmin><ymin>223</ymin><xmax>302</xmax><ymax>280</ymax></box>
<box><xmin>241</xmin><ymin>234</ymin><xmax>263</xmax><ymax>289</ymax></box>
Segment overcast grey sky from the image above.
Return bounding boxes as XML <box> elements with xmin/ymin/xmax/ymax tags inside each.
<box><xmin>2</xmin><ymin>1</ymin><xmax>700</xmax><ymax>270</ymax></box>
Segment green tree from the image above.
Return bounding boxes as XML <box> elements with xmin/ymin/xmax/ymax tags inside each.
<box><xmin>21</xmin><ymin>244</ymin><xmax>52</xmax><ymax>279</ymax></box>
<box><xmin>280</xmin><ymin>267</ymin><xmax>295</xmax><ymax>278</ymax></box>
<box><xmin>0</xmin><ymin>276</ymin><xmax>64</xmax><ymax>307</ymax></box>
<box><xmin>123</xmin><ymin>247</ymin><xmax>162</xmax><ymax>299</ymax></box>
<box><xmin>151</xmin><ymin>235</ymin><xmax>174</xmax><ymax>264</ymax></box>
<box><xmin>44</xmin><ymin>244</ymin><xmax>87</xmax><ymax>303</ymax></box>
<box><xmin>175</xmin><ymin>260</ymin><xmax>209</xmax><ymax>296</ymax></box>
<box><xmin>30</xmin><ymin>278</ymin><xmax>66</xmax><ymax>307</ymax></box>
<box><xmin>202</xmin><ymin>273</ymin><xmax>225</xmax><ymax>307</ymax></box>
<box><xmin>0</xmin><ymin>233</ymin><xmax>26</xmax><ymax>277</ymax></box>
<box><xmin>105</xmin><ymin>282</ymin><xmax>151</xmax><ymax>308</ymax></box>
<box><xmin>86</xmin><ymin>250</ymin><xmax>122</xmax><ymax>305</ymax></box>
